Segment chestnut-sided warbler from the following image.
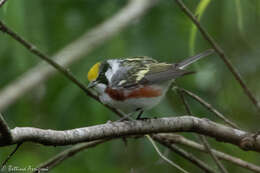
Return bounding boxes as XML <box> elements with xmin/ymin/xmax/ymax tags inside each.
<box><xmin>87</xmin><ymin>49</ymin><xmax>214</xmax><ymax>119</ymax></box>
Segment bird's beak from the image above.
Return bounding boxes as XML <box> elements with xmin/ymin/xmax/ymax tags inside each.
<box><xmin>87</xmin><ymin>81</ymin><xmax>97</xmax><ymax>89</ymax></box>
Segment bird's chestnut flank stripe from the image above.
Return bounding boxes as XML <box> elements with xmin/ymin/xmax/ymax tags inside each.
<box><xmin>105</xmin><ymin>86</ymin><xmax>162</xmax><ymax>101</ymax></box>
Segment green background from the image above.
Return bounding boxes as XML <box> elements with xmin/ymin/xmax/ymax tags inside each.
<box><xmin>1</xmin><ymin>0</ymin><xmax>260</xmax><ymax>172</ymax></box>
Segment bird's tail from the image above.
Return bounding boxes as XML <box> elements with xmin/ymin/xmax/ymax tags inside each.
<box><xmin>176</xmin><ymin>49</ymin><xmax>214</xmax><ymax>69</ymax></box>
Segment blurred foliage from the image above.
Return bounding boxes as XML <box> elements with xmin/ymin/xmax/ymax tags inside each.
<box><xmin>189</xmin><ymin>0</ymin><xmax>211</xmax><ymax>55</ymax></box>
<box><xmin>0</xmin><ymin>0</ymin><xmax>260</xmax><ymax>172</ymax></box>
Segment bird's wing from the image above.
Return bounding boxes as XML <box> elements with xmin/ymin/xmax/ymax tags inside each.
<box><xmin>110</xmin><ymin>56</ymin><xmax>157</xmax><ymax>88</ymax></box>
<box><xmin>138</xmin><ymin>63</ymin><xmax>193</xmax><ymax>85</ymax></box>
<box><xmin>121</xmin><ymin>62</ymin><xmax>193</xmax><ymax>88</ymax></box>
<box><xmin>113</xmin><ymin>49</ymin><xmax>214</xmax><ymax>88</ymax></box>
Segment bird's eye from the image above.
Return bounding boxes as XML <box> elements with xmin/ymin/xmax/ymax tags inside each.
<box><xmin>87</xmin><ymin>62</ymin><xmax>101</xmax><ymax>82</ymax></box>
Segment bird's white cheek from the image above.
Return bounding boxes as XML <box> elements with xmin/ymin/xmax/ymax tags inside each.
<box><xmin>94</xmin><ymin>83</ymin><xmax>106</xmax><ymax>94</ymax></box>
<box><xmin>93</xmin><ymin>83</ymin><xmax>111</xmax><ymax>104</ymax></box>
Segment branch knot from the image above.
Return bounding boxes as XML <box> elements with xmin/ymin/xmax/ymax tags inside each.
<box><xmin>240</xmin><ymin>134</ymin><xmax>256</xmax><ymax>150</ymax></box>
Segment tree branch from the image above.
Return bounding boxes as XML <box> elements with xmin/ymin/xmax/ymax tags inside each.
<box><xmin>155</xmin><ymin>134</ymin><xmax>260</xmax><ymax>173</ymax></box>
<box><xmin>34</xmin><ymin>133</ymin><xmax>260</xmax><ymax>173</ymax></box>
<box><xmin>0</xmin><ymin>0</ymin><xmax>159</xmax><ymax>111</ymax></box>
<box><xmin>0</xmin><ymin>116</ymin><xmax>259</xmax><ymax>152</ymax></box>
<box><xmin>35</xmin><ymin>139</ymin><xmax>109</xmax><ymax>173</ymax></box>
<box><xmin>175</xmin><ymin>0</ymin><xmax>260</xmax><ymax>112</ymax></box>
<box><xmin>0</xmin><ymin>20</ymin><xmax>97</xmax><ymax>98</ymax></box>
<box><xmin>1</xmin><ymin>143</ymin><xmax>22</xmax><ymax>169</ymax></box>
<box><xmin>0</xmin><ymin>20</ymin><xmax>122</xmax><ymax>118</ymax></box>
<box><xmin>0</xmin><ymin>113</ymin><xmax>12</xmax><ymax>144</ymax></box>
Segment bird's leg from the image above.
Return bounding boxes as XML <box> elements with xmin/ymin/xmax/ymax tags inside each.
<box><xmin>136</xmin><ymin>109</ymin><xmax>144</xmax><ymax>120</ymax></box>
<box><xmin>117</xmin><ymin>108</ymin><xmax>145</xmax><ymax>121</ymax></box>
<box><xmin>117</xmin><ymin>110</ymin><xmax>137</xmax><ymax>121</ymax></box>
<box><xmin>118</xmin><ymin>114</ymin><xmax>132</xmax><ymax>121</ymax></box>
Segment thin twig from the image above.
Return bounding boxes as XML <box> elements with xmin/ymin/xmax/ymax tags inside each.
<box><xmin>0</xmin><ymin>113</ymin><xmax>12</xmax><ymax>144</ymax></box>
<box><xmin>177</xmin><ymin>89</ymin><xmax>229</xmax><ymax>173</ymax></box>
<box><xmin>175</xmin><ymin>0</ymin><xmax>260</xmax><ymax>112</ymax></box>
<box><xmin>35</xmin><ymin>139</ymin><xmax>108</xmax><ymax>173</ymax></box>
<box><xmin>0</xmin><ymin>21</ymin><xmax>94</xmax><ymax>99</ymax></box>
<box><xmin>177</xmin><ymin>89</ymin><xmax>192</xmax><ymax>115</ymax></box>
<box><xmin>1</xmin><ymin>143</ymin><xmax>22</xmax><ymax>169</ymax></box>
<box><xmin>146</xmin><ymin>135</ymin><xmax>189</xmax><ymax>173</ymax></box>
<box><xmin>0</xmin><ymin>19</ymin><xmax>125</xmax><ymax>118</ymax></box>
<box><xmin>155</xmin><ymin>133</ymin><xmax>260</xmax><ymax>173</ymax></box>
<box><xmin>177</xmin><ymin>88</ymin><xmax>203</xmax><ymax>143</ymax></box>
<box><xmin>0</xmin><ymin>0</ymin><xmax>159</xmax><ymax>111</ymax></box>
<box><xmin>199</xmin><ymin>136</ymin><xmax>229</xmax><ymax>173</ymax></box>
<box><xmin>120</xmin><ymin>108</ymin><xmax>187</xmax><ymax>171</ymax></box>
<box><xmin>0</xmin><ymin>0</ymin><xmax>7</xmax><ymax>8</ymax></box>
<box><xmin>179</xmin><ymin>88</ymin><xmax>239</xmax><ymax>129</ymax></box>
<box><xmin>152</xmin><ymin>135</ymin><xmax>217</xmax><ymax>173</ymax></box>
<box><xmin>0</xmin><ymin>0</ymin><xmax>154</xmax><ymax>119</ymax></box>
<box><xmin>178</xmin><ymin>89</ymin><xmax>217</xmax><ymax>173</ymax></box>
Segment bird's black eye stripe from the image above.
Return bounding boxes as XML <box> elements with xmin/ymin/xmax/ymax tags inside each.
<box><xmin>96</xmin><ymin>61</ymin><xmax>110</xmax><ymax>85</ymax></box>
<box><xmin>100</xmin><ymin>62</ymin><xmax>110</xmax><ymax>75</ymax></box>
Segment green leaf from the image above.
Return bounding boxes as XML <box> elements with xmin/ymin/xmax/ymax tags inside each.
<box><xmin>235</xmin><ymin>0</ymin><xmax>244</xmax><ymax>33</ymax></box>
<box><xmin>0</xmin><ymin>0</ymin><xmax>8</xmax><ymax>17</ymax></box>
<box><xmin>189</xmin><ymin>0</ymin><xmax>211</xmax><ymax>56</ymax></box>
<box><xmin>3</xmin><ymin>0</ymin><xmax>9</xmax><ymax>13</ymax></box>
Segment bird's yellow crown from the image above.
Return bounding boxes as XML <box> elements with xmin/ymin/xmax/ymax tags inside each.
<box><xmin>87</xmin><ymin>62</ymin><xmax>101</xmax><ymax>81</ymax></box>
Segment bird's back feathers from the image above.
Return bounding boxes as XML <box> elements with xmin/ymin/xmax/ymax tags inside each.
<box><xmin>105</xmin><ymin>49</ymin><xmax>214</xmax><ymax>88</ymax></box>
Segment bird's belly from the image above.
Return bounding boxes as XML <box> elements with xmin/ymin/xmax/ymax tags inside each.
<box><xmin>99</xmin><ymin>92</ymin><xmax>165</xmax><ymax>114</ymax></box>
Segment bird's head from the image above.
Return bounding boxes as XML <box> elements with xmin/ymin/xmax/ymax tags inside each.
<box><xmin>87</xmin><ymin>61</ymin><xmax>109</xmax><ymax>89</ymax></box>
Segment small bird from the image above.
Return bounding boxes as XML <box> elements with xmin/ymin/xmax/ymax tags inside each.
<box><xmin>87</xmin><ymin>49</ymin><xmax>214</xmax><ymax>119</ymax></box>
